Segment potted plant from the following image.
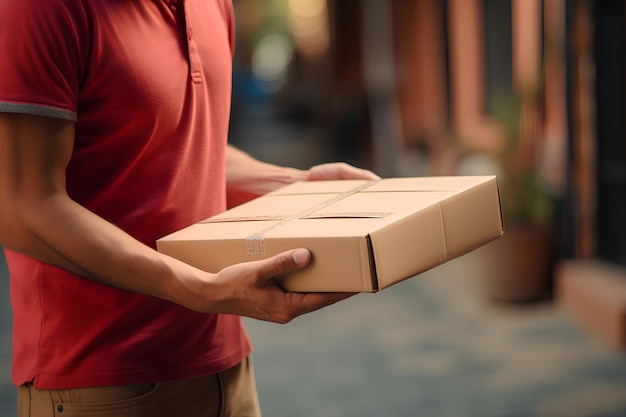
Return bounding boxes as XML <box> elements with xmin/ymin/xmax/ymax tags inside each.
<box><xmin>478</xmin><ymin>90</ymin><xmax>559</xmax><ymax>302</ymax></box>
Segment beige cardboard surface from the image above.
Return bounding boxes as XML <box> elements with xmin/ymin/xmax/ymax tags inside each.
<box><xmin>157</xmin><ymin>176</ymin><xmax>504</xmax><ymax>292</ymax></box>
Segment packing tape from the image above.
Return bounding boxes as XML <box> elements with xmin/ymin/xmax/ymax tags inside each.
<box><xmin>245</xmin><ymin>180</ymin><xmax>380</xmax><ymax>257</ymax></box>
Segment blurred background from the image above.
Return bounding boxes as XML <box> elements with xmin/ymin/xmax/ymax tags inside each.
<box><xmin>2</xmin><ymin>0</ymin><xmax>626</xmax><ymax>415</ymax></box>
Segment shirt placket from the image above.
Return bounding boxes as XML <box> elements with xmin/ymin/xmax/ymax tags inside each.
<box><xmin>181</xmin><ymin>0</ymin><xmax>204</xmax><ymax>83</ymax></box>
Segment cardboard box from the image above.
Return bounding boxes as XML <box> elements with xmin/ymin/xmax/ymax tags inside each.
<box><xmin>157</xmin><ymin>176</ymin><xmax>503</xmax><ymax>292</ymax></box>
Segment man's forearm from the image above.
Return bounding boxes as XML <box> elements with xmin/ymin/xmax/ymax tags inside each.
<box><xmin>1</xmin><ymin>190</ymin><xmax>204</xmax><ymax>308</ymax></box>
<box><xmin>226</xmin><ymin>145</ymin><xmax>306</xmax><ymax>207</ymax></box>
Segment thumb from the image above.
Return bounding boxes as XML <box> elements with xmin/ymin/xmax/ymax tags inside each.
<box><xmin>257</xmin><ymin>249</ymin><xmax>312</xmax><ymax>280</ymax></box>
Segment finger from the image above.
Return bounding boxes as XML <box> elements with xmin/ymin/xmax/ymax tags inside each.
<box><xmin>331</xmin><ymin>164</ymin><xmax>379</xmax><ymax>180</ymax></box>
<box><xmin>340</xmin><ymin>166</ymin><xmax>380</xmax><ymax>180</ymax></box>
<box><xmin>288</xmin><ymin>291</ymin><xmax>357</xmax><ymax>317</ymax></box>
<box><xmin>255</xmin><ymin>248</ymin><xmax>312</xmax><ymax>280</ymax></box>
<box><xmin>307</xmin><ymin>163</ymin><xmax>380</xmax><ymax>181</ymax></box>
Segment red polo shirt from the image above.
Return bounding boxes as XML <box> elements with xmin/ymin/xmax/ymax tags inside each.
<box><xmin>0</xmin><ymin>0</ymin><xmax>251</xmax><ymax>388</ymax></box>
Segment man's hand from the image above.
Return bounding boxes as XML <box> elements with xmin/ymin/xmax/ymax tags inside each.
<box><xmin>304</xmin><ymin>162</ymin><xmax>380</xmax><ymax>182</ymax></box>
<box><xmin>226</xmin><ymin>146</ymin><xmax>380</xmax><ymax>207</ymax></box>
<box><xmin>188</xmin><ymin>248</ymin><xmax>355</xmax><ymax>324</ymax></box>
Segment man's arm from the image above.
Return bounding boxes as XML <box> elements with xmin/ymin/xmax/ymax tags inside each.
<box><xmin>0</xmin><ymin>113</ymin><xmax>353</xmax><ymax>323</ymax></box>
<box><xmin>226</xmin><ymin>145</ymin><xmax>380</xmax><ymax>207</ymax></box>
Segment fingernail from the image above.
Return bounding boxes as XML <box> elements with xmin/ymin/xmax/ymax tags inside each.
<box><xmin>292</xmin><ymin>249</ymin><xmax>309</xmax><ymax>265</ymax></box>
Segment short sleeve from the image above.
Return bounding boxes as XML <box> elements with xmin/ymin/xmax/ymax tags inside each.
<box><xmin>0</xmin><ymin>0</ymin><xmax>91</xmax><ymax>121</ymax></box>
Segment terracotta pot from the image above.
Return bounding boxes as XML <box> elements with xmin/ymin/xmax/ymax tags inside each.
<box><xmin>479</xmin><ymin>224</ymin><xmax>554</xmax><ymax>302</ymax></box>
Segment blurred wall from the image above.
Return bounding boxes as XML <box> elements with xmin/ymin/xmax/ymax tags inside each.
<box><xmin>230</xmin><ymin>0</ymin><xmax>626</xmax><ymax>347</ymax></box>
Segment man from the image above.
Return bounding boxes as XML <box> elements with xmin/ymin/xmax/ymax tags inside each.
<box><xmin>0</xmin><ymin>0</ymin><xmax>379</xmax><ymax>415</ymax></box>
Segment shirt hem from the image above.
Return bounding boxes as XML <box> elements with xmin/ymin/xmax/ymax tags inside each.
<box><xmin>26</xmin><ymin>348</ymin><xmax>253</xmax><ymax>390</ymax></box>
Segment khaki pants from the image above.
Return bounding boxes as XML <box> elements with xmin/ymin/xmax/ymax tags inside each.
<box><xmin>17</xmin><ymin>357</ymin><xmax>262</xmax><ymax>417</ymax></box>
